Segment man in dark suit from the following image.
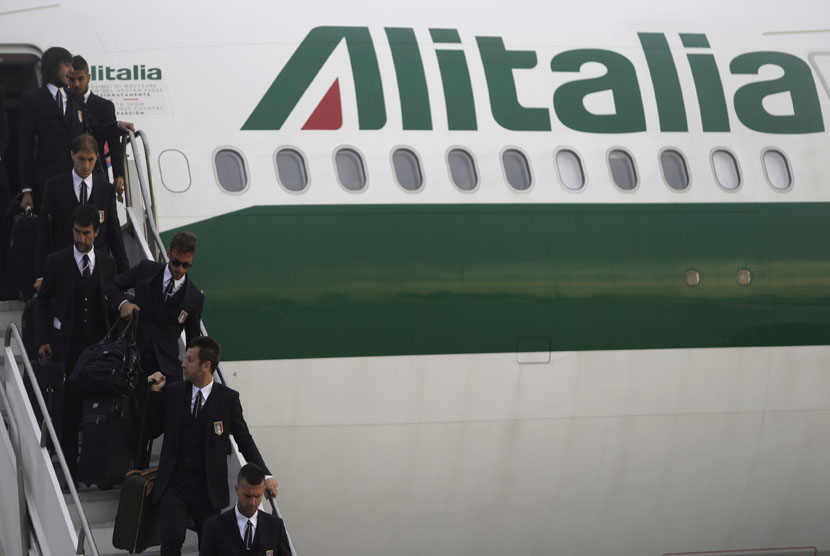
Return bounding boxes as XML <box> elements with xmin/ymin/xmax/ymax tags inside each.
<box><xmin>103</xmin><ymin>231</ymin><xmax>205</xmax><ymax>384</ymax></box>
<box><xmin>0</xmin><ymin>86</ymin><xmax>10</xmax><ymax>218</ymax></box>
<box><xmin>36</xmin><ymin>203</ymin><xmax>117</xmax><ymax>477</ymax></box>
<box><xmin>36</xmin><ymin>133</ymin><xmax>128</xmax><ymax>288</ymax></box>
<box><xmin>147</xmin><ymin>336</ymin><xmax>279</xmax><ymax>556</ymax></box>
<box><xmin>18</xmin><ymin>46</ymin><xmax>134</xmax><ymax>211</ymax></box>
<box><xmin>199</xmin><ymin>463</ymin><xmax>290</xmax><ymax>556</ymax></box>
<box><xmin>69</xmin><ymin>55</ymin><xmax>126</xmax><ymax>195</ymax></box>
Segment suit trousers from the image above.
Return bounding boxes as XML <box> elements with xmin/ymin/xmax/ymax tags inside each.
<box><xmin>159</xmin><ymin>481</ymin><xmax>219</xmax><ymax>556</ymax></box>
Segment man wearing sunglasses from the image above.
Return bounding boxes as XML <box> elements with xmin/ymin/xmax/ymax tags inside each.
<box><xmin>104</xmin><ymin>231</ymin><xmax>205</xmax><ymax>391</ymax></box>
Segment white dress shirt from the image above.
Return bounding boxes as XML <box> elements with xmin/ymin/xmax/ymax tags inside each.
<box><xmin>46</xmin><ymin>83</ymin><xmax>66</xmax><ymax>115</ymax></box>
<box><xmin>73</xmin><ymin>245</ymin><xmax>96</xmax><ymax>276</ymax></box>
<box><xmin>72</xmin><ymin>169</ymin><xmax>94</xmax><ymax>202</ymax></box>
<box><xmin>162</xmin><ymin>265</ymin><xmax>186</xmax><ymax>298</ymax></box>
<box><xmin>191</xmin><ymin>379</ymin><xmax>214</xmax><ymax>414</ymax></box>
<box><xmin>234</xmin><ymin>504</ymin><xmax>258</xmax><ymax>544</ymax></box>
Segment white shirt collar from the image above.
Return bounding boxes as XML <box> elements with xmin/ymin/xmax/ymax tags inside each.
<box><xmin>234</xmin><ymin>504</ymin><xmax>258</xmax><ymax>541</ymax></box>
<box><xmin>83</xmin><ymin>89</ymin><xmax>91</xmax><ymax>103</ymax></box>
<box><xmin>46</xmin><ymin>83</ymin><xmax>61</xmax><ymax>100</ymax></box>
<box><xmin>72</xmin><ymin>169</ymin><xmax>94</xmax><ymax>201</ymax></box>
<box><xmin>192</xmin><ymin>378</ymin><xmax>214</xmax><ymax>405</ymax></box>
<box><xmin>73</xmin><ymin>245</ymin><xmax>95</xmax><ymax>275</ymax></box>
<box><xmin>162</xmin><ymin>265</ymin><xmax>186</xmax><ymax>295</ymax></box>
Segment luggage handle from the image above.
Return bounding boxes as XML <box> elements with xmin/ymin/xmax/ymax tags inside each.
<box><xmin>117</xmin><ymin>311</ymin><xmax>140</xmax><ymax>344</ymax></box>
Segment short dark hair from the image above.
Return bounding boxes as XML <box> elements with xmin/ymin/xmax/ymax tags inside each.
<box><xmin>71</xmin><ymin>133</ymin><xmax>98</xmax><ymax>155</ymax></box>
<box><xmin>41</xmin><ymin>47</ymin><xmax>72</xmax><ymax>83</ymax></box>
<box><xmin>72</xmin><ymin>55</ymin><xmax>89</xmax><ymax>73</ymax></box>
<box><xmin>188</xmin><ymin>336</ymin><xmax>220</xmax><ymax>373</ymax></box>
<box><xmin>73</xmin><ymin>204</ymin><xmax>100</xmax><ymax>231</ymax></box>
<box><xmin>169</xmin><ymin>231</ymin><xmax>197</xmax><ymax>255</ymax></box>
<box><xmin>237</xmin><ymin>463</ymin><xmax>265</xmax><ymax>486</ymax></box>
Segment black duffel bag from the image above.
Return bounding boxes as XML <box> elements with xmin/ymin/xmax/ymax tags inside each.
<box><xmin>69</xmin><ymin>314</ymin><xmax>142</xmax><ymax>396</ymax></box>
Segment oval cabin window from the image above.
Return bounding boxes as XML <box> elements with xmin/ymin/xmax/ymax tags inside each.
<box><xmin>447</xmin><ymin>148</ymin><xmax>478</xmax><ymax>191</ymax></box>
<box><xmin>608</xmin><ymin>149</ymin><xmax>637</xmax><ymax>191</ymax></box>
<box><xmin>556</xmin><ymin>149</ymin><xmax>585</xmax><ymax>191</ymax></box>
<box><xmin>502</xmin><ymin>149</ymin><xmax>532</xmax><ymax>191</ymax></box>
<box><xmin>214</xmin><ymin>148</ymin><xmax>248</xmax><ymax>193</ymax></box>
<box><xmin>763</xmin><ymin>149</ymin><xmax>791</xmax><ymax>190</ymax></box>
<box><xmin>335</xmin><ymin>148</ymin><xmax>367</xmax><ymax>192</ymax></box>
<box><xmin>392</xmin><ymin>148</ymin><xmax>423</xmax><ymax>192</ymax></box>
<box><xmin>712</xmin><ymin>149</ymin><xmax>741</xmax><ymax>190</ymax></box>
<box><xmin>275</xmin><ymin>148</ymin><xmax>309</xmax><ymax>192</ymax></box>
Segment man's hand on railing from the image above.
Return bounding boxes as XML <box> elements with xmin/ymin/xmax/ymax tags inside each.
<box><xmin>114</xmin><ymin>176</ymin><xmax>125</xmax><ymax>196</ymax></box>
<box><xmin>117</xmin><ymin>121</ymin><xmax>136</xmax><ymax>134</ymax></box>
<box><xmin>265</xmin><ymin>476</ymin><xmax>278</xmax><ymax>497</ymax></box>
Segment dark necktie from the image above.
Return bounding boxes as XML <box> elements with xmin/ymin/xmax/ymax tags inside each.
<box><xmin>56</xmin><ymin>89</ymin><xmax>64</xmax><ymax>116</ymax></box>
<box><xmin>80</xmin><ymin>180</ymin><xmax>88</xmax><ymax>204</ymax></box>
<box><xmin>244</xmin><ymin>520</ymin><xmax>253</xmax><ymax>550</ymax></box>
<box><xmin>164</xmin><ymin>278</ymin><xmax>174</xmax><ymax>301</ymax></box>
<box><xmin>81</xmin><ymin>254</ymin><xmax>91</xmax><ymax>279</ymax></box>
<box><xmin>193</xmin><ymin>391</ymin><xmax>202</xmax><ymax>418</ymax></box>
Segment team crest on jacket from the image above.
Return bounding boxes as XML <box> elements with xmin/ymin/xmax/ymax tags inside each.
<box><xmin>214</xmin><ymin>421</ymin><xmax>224</xmax><ymax>435</ymax></box>
<box><xmin>267</xmin><ymin>551</ymin><xmax>274</xmax><ymax>556</ymax></box>
<box><xmin>77</xmin><ymin>109</ymin><xmax>83</xmax><ymax>123</ymax></box>
<box><xmin>98</xmin><ymin>210</ymin><xmax>105</xmax><ymax>223</ymax></box>
<box><xmin>178</xmin><ymin>310</ymin><xmax>188</xmax><ymax>323</ymax></box>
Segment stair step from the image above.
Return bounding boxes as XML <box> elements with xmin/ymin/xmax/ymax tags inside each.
<box><xmin>84</xmin><ymin>520</ymin><xmax>199</xmax><ymax>555</ymax></box>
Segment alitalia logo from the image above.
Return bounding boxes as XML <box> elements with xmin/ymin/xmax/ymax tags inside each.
<box><xmin>243</xmin><ymin>27</ymin><xmax>825</xmax><ymax>134</ymax></box>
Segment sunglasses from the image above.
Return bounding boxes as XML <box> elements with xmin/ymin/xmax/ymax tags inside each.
<box><xmin>170</xmin><ymin>258</ymin><xmax>193</xmax><ymax>269</ymax></box>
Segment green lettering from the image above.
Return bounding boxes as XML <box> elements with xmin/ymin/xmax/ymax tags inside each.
<box><xmin>386</xmin><ymin>28</ymin><xmax>432</xmax><ymax>130</ymax></box>
<box><xmin>242</xmin><ymin>26</ymin><xmax>386</xmax><ymax>130</ymax></box>
<box><xmin>551</xmin><ymin>49</ymin><xmax>646</xmax><ymax>133</ymax></box>
<box><xmin>638</xmin><ymin>33</ymin><xmax>687</xmax><ymax>132</ymax></box>
<box><xmin>476</xmin><ymin>36</ymin><xmax>550</xmax><ymax>131</ymax></box>
<box><xmin>147</xmin><ymin>68</ymin><xmax>162</xmax><ymax>80</ymax></box>
<box><xmin>432</xmin><ymin>29</ymin><xmax>476</xmax><ymax>131</ymax></box>
<box><xmin>731</xmin><ymin>52</ymin><xmax>824</xmax><ymax>134</ymax></box>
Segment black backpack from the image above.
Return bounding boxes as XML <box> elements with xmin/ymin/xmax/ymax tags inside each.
<box><xmin>69</xmin><ymin>314</ymin><xmax>142</xmax><ymax>396</ymax></box>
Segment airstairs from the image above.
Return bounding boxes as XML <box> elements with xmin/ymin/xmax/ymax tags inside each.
<box><xmin>0</xmin><ymin>131</ymin><xmax>296</xmax><ymax>555</ymax></box>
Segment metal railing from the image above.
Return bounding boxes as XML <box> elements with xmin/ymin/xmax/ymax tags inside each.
<box><xmin>0</xmin><ymin>360</ymin><xmax>27</xmax><ymax>555</ymax></box>
<box><xmin>122</xmin><ymin>129</ymin><xmax>165</xmax><ymax>262</ymax></box>
<box><xmin>3</xmin><ymin>323</ymin><xmax>100</xmax><ymax>555</ymax></box>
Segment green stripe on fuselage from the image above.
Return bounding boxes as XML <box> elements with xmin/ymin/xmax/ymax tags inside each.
<box><xmin>167</xmin><ymin>203</ymin><xmax>830</xmax><ymax>362</ymax></box>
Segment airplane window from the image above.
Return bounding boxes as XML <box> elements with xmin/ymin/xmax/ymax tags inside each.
<box><xmin>275</xmin><ymin>148</ymin><xmax>309</xmax><ymax>192</ymax></box>
<box><xmin>335</xmin><ymin>148</ymin><xmax>367</xmax><ymax>192</ymax></box>
<box><xmin>213</xmin><ymin>148</ymin><xmax>248</xmax><ymax>193</ymax></box>
<box><xmin>159</xmin><ymin>149</ymin><xmax>191</xmax><ymax>193</ymax></box>
<box><xmin>447</xmin><ymin>148</ymin><xmax>478</xmax><ymax>191</ymax></box>
<box><xmin>392</xmin><ymin>148</ymin><xmax>423</xmax><ymax>192</ymax></box>
<box><xmin>608</xmin><ymin>149</ymin><xmax>637</xmax><ymax>191</ymax></box>
<box><xmin>502</xmin><ymin>149</ymin><xmax>532</xmax><ymax>191</ymax></box>
<box><xmin>555</xmin><ymin>149</ymin><xmax>585</xmax><ymax>191</ymax></box>
<box><xmin>763</xmin><ymin>149</ymin><xmax>792</xmax><ymax>191</ymax></box>
<box><xmin>660</xmin><ymin>149</ymin><xmax>690</xmax><ymax>191</ymax></box>
<box><xmin>712</xmin><ymin>149</ymin><xmax>741</xmax><ymax>190</ymax></box>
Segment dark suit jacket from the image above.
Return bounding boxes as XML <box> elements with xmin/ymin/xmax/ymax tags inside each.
<box><xmin>18</xmin><ymin>85</ymin><xmax>122</xmax><ymax>208</ymax></box>
<box><xmin>85</xmin><ymin>92</ymin><xmax>124</xmax><ymax>179</ymax></box>
<box><xmin>37</xmin><ymin>170</ymin><xmax>128</xmax><ymax>277</ymax></box>
<box><xmin>103</xmin><ymin>260</ymin><xmax>204</xmax><ymax>376</ymax></box>
<box><xmin>35</xmin><ymin>247</ymin><xmax>116</xmax><ymax>362</ymax></box>
<box><xmin>199</xmin><ymin>508</ymin><xmax>290</xmax><ymax>556</ymax></box>
<box><xmin>149</xmin><ymin>380</ymin><xmax>271</xmax><ymax>511</ymax></box>
<box><xmin>0</xmin><ymin>87</ymin><xmax>9</xmax><ymax>208</ymax></box>
<box><xmin>18</xmin><ymin>86</ymin><xmax>85</xmax><ymax>207</ymax></box>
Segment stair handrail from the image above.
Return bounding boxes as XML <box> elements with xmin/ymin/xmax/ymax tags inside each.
<box><xmin>0</xmin><ymin>360</ymin><xmax>28</xmax><ymax>554</ymax></box>
<box><xmin>122</xmin><ymin>129</ymin><xmax>165</xmax><ymax>262</ymax></box>
<box><xmin>4</xmin><ymin>323</ymin><xmax>101</xmax><ymax>556</ymax></box>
